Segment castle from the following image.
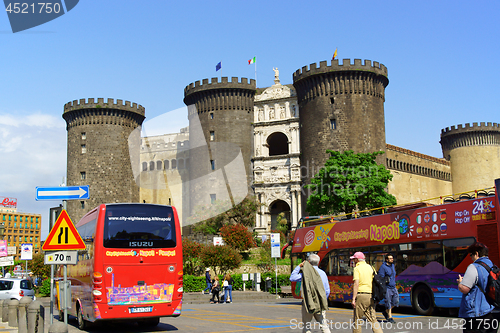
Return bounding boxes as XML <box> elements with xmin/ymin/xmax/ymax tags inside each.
<box><xmin>63</xmin><ymin>59</ymin><xmax>500</xmax><ymax>232</ymax></box>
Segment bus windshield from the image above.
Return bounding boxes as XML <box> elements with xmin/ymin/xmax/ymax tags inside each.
<box><xmin>103</xmin><ymin>204</ymin><xmax>176</xmax><ymax>248</ymax></box>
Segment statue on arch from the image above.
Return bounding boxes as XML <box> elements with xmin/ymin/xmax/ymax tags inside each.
<box><xmin>273</xmin><ymin>67</ymin><xmax>280</xmax><ymax>84</ymax></box>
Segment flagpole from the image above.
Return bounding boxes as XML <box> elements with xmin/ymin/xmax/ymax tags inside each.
<box><xmin>255</xmin><ymin>61</ymin><xmax>257</xmax><ymax>87</ymax></box>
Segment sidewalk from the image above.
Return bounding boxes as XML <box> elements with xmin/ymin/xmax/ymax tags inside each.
<box><xmin>0</xmin><ymin>321</ymin><xmax>17</xmax><ymax>333</ymax></box>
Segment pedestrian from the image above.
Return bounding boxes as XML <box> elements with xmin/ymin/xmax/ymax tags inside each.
<box><xmin>210</xmin><ymin>276</ymin><xmax>220</xmax><ymax>304</ymax></box>
<box><xmin>202</xmin><ymin>268</ymin><xmax>211</xmax><ymax>294</ymax></box>
<box><xmin>290</xmin><ymin>253</ymin><xmax>331</xmax><ymax>333</ymax></box>
<box><xmin>222</xmin><ymin>273</ymin><xmax>234</xmax><ymax>303</ymax></box>
<box><xmin>378</xmin><ymin>254</ymin><xmax>398</xmax><ymax>323</ymax></box>
<box><xmin>457</xmin><ymin>241</ymin><xmax>499</xmax><ymax>333</ymax></box>
<box><xmin>351</xmin><ymin>251</ymin><xmax>383</xmax><ymax>333</ymax></box>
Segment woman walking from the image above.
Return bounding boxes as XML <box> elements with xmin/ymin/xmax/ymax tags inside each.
<box><xmin>222</xmin><ymin>274</ymin><xmax>234</xmax><ymax>303</ymax></box>
<box><xmin>210</xmin><ymin>276</ymin><xmax>220</xmax><ymax>304</ymax></box>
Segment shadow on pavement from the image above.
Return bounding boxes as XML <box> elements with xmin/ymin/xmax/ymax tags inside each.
<box><xmin>57</xmin><ymin>315</ymin><xmax>178</xmax><ymax>332</ymax></box>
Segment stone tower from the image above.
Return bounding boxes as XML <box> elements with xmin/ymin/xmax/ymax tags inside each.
<box><xmin>293</xmin><ymin>59</ymin><xmax>389</xmax><ymax>214</ymax></box>
<box><xmin>440</xmin><ymin>122</ymin><xmax>500</xmax><ymax>193</ymax></box>
<box><xmin>63</xmin><ymin>98</ymin><xmax>145</xmax><ymax>223</ymax></box>
<box><xmin>183</xmin><ymin>77</ymin><xmax>256</xmax><ymax>216</ymax></box>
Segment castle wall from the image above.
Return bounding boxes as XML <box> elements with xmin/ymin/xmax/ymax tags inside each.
<box><xmin>139</xmin><ymin>130</ymin><xmax>190</xmax><ymax>227</ymax></box>
<box><xmin>386</xmin><ymin>144</ymin><xmax>452</xmax><ymax>204</ymax></box>
<box><xmin>183</xmin><ymin>77</ymin><xmax>256</xmax><ymax>215</ymax></box>
<box><xmin>63</xmin><ymin>98</ymin><xmax>145</xmax><ymax>224</ymax></box>
<box><xmin>447</xmin><ymin>146</ymin><xmax>500</xmax><ymax>193</ymax></box>
<box><xmin>441</xmin><ymin>122</ymin><xmax>500</xmax><ymax>194</ymax></box>
<box><xmin>293</xmin><ymin>59</ymin><xmax>389</xmax><ymax>215</ymax></box>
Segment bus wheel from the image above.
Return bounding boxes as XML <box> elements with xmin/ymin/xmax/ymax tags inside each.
<box><xmin>412</xmin><ymin>285</ymin><xmax>434</xmax><ymax>315</ymax></box>
<box><xmin>77</xmin><ymin>306</ymin><xmax>88</xmax><ymax>330</ymax></box>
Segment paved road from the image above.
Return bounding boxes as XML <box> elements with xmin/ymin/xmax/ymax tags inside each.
<box><xmin>0</xmin><ymin>300</ymin><xmax>465</xmax><ymax>333</ymax></box>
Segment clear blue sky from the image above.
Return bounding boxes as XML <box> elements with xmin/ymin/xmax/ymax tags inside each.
<box><xmin>0</xmin><ymin>1</ymin><xmax>498</xmax><ymax>239</ymax></box>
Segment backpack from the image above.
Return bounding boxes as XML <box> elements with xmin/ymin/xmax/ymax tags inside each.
<box><xmin>475</xmin><ymin>261</ymin><xmax>500</xmax><ymax>308</ymax></box>
<box><xmin>371</xmin><ymin>266</ymin><xmax>387</xmax><ymax>303</ymax></box>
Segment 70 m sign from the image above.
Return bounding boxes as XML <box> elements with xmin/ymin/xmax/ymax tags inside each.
<box><xmin>44</xmin><ymin>250</ymin><xmax>77</xmax><ymax>265</ymax></box>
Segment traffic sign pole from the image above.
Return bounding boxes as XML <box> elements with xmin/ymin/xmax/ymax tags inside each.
<box><xmin>45</xmin><ymin>205</ymin><xmax>84</xmax><ymax>329</ymax></box>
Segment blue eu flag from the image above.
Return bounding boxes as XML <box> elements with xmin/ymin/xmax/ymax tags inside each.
<box><xmin>216</xmin><ymin>62</ymin><xmax>222</xmax><ymax>71</ymax></box>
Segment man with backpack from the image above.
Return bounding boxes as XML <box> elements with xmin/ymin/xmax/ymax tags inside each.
<box><xmin>457</xmin><ymin>242</ymin><xmax>499</xmax><ymax>333</ymax></box>
<box><xmin>351</xmin><ymin>252</ymin><xmax>383</xmax><ymax>333</ymax></box>
<box><xmin>378</xmin><ymin>254</ymin><xmax>398</xmax><ymax>324</ymax></box>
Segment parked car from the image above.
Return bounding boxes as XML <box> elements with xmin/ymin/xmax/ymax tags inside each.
<box><xmin>0</xmin><ymin>278</ymin><xmax>35</xmax><ymax>300</ymax></box>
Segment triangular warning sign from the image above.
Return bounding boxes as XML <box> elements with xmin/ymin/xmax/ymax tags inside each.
<box><xmin>42</xmin><ymin>210</ymin><xmax>86</xmax><ymax>251</ymax></box>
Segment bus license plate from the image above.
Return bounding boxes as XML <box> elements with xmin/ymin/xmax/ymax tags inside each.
<box><xmin>129</xmin><ymin>306</ymin><xmax>153</xmax><ymax>313</ymax></box>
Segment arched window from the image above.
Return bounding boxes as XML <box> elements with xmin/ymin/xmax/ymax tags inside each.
<box><xmin>171</xmin><ymin>159</ymin><xmax>177</xmax><ymax>169</ymax></box>
<box><xmin>267</xmin><ymin>132</ymin><xmax>289</xmax><ymax>156</ymax></box>
<box><xmin>149</xmin><ymin>161</ymin><xmax>155</xmax><ymax>171</ymax></box>
<box><xmin>142</xmin><ymin>162</ymin><xmax>148</xmax><ymax>171</ymax></box>
<box><xmin>164</xmin><ymin>160</ymin><xmax>169</xmax><ymax>170</ymax></box>
<box><xmin>156</xmin><ymin>160</ymin><xmax>162</xmax><ymax>170</ymax></box>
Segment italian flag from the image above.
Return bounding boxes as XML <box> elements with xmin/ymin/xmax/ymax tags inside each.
<box><xmin>248</xmin><ymin>57</ymin><xmax>256</xmax><ymax>65</ymax></box>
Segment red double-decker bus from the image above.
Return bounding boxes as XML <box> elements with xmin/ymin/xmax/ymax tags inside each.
<box><xmin>55</xmin><ymin>203</ymin><xmax>183</xmax><ymax>329</ymax></box>
<box><xmin>289</xmin><ymin>179</ymin><xmax>500</xmax><ymax>315</ymax></box>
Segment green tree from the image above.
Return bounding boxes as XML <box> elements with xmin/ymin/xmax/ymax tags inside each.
<box><xmin>200</xmin><ymin>245</ymin><xmax>242</xmax><ymax>276</ymax></box>
<box><xmin>189</xmin><ymin>195</ymin><xmax>262</xmax><ymax>235</ymax></box>
<box><xmin>276</xmin><ymin>213</ymin><xmax>289</xmax><ymax>235</ymax></box>
<box><xmin>257</xmin><ymin>239</ymin><xmax>272</xmax><ymax>272</ymax></box>
<box><xmin>182</xmin><ymin>239</ymin><xmax>205</xmax><ymax>276</ymax></box>
<box><xmin>220</xmin><ymin>224</ymin><xmax>256</xmax><ymax>251</ymax></box>
<box><xmin>257</xmin><ymin>230</ymin><xmax>287</xmax><ymax>272</ymax></box>
<box><xmin>28</xmin><ymin>253</ymin><xmax>50</xmax><ymax>278</ymax></box>
<box><xmin>306</xmin><ymin>150</ymin><xmax>396</xmax><ymax>216</ymax></box>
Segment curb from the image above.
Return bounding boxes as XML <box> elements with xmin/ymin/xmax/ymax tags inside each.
<box><xmin>0</xmin><ymin>321</ymin><xmax>17</xmax><ymax>333</ymax></box>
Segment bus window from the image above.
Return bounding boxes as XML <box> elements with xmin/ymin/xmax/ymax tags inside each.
<box><xmin>397</xmin><ymin>240</ymin><xmax>444</xmax><ymax>274</ymax></box>
<box><xmin>443</xmin><ymin>237</ymin><xmax>475</xmax><ymax>270</ymax></box>
<box><xmin>367</xmin><ymin>245</ymin><xmax>398</xmax><ymax>272</ymax></box>
<box><xmin>338</xmin><ymin>249</ymin><xmax>354</xmax><ymax>276</ymax></box>
<box><xmin>319</xmin><ymin>250</ymin><xmax>338</xmax><ymax>276</ymax></box>
<box><xmin>103</xmin><ymin>204</ymin><xmax>176</xmax><ymax>248</ymax></box>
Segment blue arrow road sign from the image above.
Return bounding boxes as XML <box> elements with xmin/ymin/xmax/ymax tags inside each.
<box><xmin>35</xmin><ymin>186</ymin><xmax>89</xmax><ymax>201</ymax></box>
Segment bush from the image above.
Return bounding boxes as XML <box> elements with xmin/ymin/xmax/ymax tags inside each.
<box><xmin>183</xmin><ymin>275</ymin><xmax>206</xmax><ymax>292</ymax></box>
<box><xmin>39</xmin><ymin>278</ymin><xmax>51</xmax><ymax>297</ymax></box>
<box><xmin>220</xmin><ymin>224</ymin><xmax>256</xmax><ymax>251</ymax></box>
<box><xmin>201</xmin><ymin>245</ymin><xmax>242</xmax><ymax>276</ymax></box>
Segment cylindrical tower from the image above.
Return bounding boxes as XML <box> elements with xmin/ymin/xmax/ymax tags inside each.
<box><xmin>183</xmin><ymin>77</ymin><xmax>256</xmax><ymax>216</ymax></box>
<box><xmin>440</xmin><ymin>122</ymin><xmax>500</xmax><ymax>193</ymax></box>
<box><xmin>293</xmin><ymin>59</ymin><xmax>389</xmax><ymax>214</ymax></box>
<box><xmin>63</xmin><ymin>98</ymin><xmax>145</xmax><ymax>223</ymax></box>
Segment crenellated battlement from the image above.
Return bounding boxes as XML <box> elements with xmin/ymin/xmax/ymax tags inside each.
<box><xmin>63</xmin><ymin>98</ymin><xmax>145</xmax><ymax>116</ymax></box>
<box><xmin>293</xmin><ymin>59</ymin><xmax>388</xmax><ymax>82</ymax></box>
<box><xmin>184</xmin><ymin>77</ymin><xmax>256</xmax><ymax>97</ymax></box>
<box><xmin>441</xmin><ymin>122</ymin><xmax>500</xmax><ymax>135</ymax></box>
<box><xmin>440</xmin><ymin>122</ymin><xmax>500</xmax><ymax>157</ymax></box>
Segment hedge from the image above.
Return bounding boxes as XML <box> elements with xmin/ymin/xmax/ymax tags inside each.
<box><xmin>183</xmin><ymin>273</ymin><xmax>291</xmax><ymax>294</ymax></box>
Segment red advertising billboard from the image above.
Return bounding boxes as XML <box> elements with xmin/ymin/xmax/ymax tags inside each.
<box><xmin>0</xmin><ymin>197</ymin><xmax>17</xmax><ymax>208</ymax></box>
